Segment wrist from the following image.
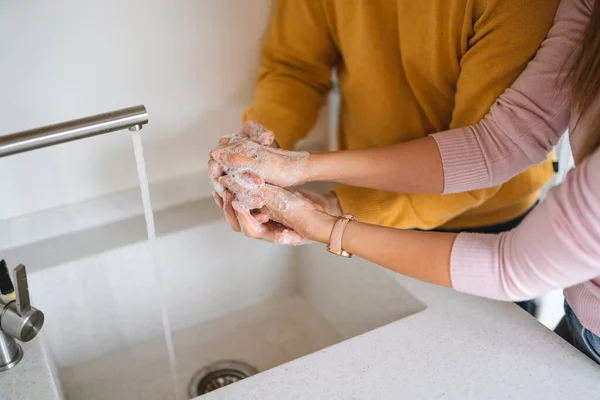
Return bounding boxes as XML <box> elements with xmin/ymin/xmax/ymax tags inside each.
<box><xmin>310</xmin><ymin>212</ymin><xmax>338</xmax><ymax>244</ymax></box>
<box><xmin>303</xmin><ymin>152</ymin><xmax>327</xmax><ymax>183</ymax></box>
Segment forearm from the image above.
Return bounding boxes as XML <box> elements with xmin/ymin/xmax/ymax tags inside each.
<box><xmin>244</xmin><ymin>0</ymin><xmax>338</xmax><ymax>150</ymax></box>
<box><xmin>453</xmin><ymin>149</ymin><xmax>600</xmax><ymax>301</ymax></box>
<box><xmin>255</xmin><ymin>181</ymin><xmax>456</xmax><ymax>287</ymax></box>
<box><xmin>305</xmin><ymin>136</ymin><xmax>444</xmax><ymax>194</ymax></box>
<box><xmin>312</xmin><ymin>217</ymin><xmax>455</xmax><ymax>287</ymax></box>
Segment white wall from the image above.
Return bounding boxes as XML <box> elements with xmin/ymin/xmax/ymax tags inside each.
<box><xmin>0</xmin><ymin>0</ymin><xmax>278</xmax><ymax>220</ymax></box>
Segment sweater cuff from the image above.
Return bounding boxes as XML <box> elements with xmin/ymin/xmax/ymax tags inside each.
<box><xmin>331</xmin><ymin>185</ymin><xmax>382</xmax><ymax>224</ymax></box>
<box><xmin>431</xmin><ymin>129</ymin><xmax>491</xmax><ymax>194</ymax></box>
<box><xmin>450</xmin><ymin>233</ymin><xmax>506</xmax><ymax>300</ymax></box>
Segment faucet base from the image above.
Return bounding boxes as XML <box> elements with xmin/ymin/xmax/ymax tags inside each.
<box><xmin>0</xmin><ymin>332</ymin><xmax>23</xmax><ymax>372</ymax></box>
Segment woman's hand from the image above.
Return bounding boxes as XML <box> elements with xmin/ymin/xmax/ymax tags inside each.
<box><xmin>222</xmin><ymin>177</ymin><xmax>337</xmax><ymax>244</ymax></box>
<box><xmin>210</xmin><ymin>139</ymin><xmax>310</xmax><ymax>188</ymax></box>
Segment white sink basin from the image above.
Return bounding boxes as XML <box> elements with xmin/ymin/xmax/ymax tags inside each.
<box><xmin>5</xmin><ymin>197</ymin><xmax>425</xmax><ymax>399</ymax></box>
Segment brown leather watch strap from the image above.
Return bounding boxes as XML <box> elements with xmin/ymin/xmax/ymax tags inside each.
<box><xmin>326</xmin><ymin>214</ymin><xmax>356</xmax><ymax>258</ymax></box>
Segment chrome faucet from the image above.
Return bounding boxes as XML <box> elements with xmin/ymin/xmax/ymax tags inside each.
<box><xmin>0</xmin><ymin>264</ymin><xmax>44</xmax><ymax>371</ymax></box>
<box><xmin>0</xmin><ymin>105</ymin><xmax>148</xmax><ymax>157</ymax></box>
<box><xmin>0</xmin><ymin>105</ymin><xmax>149</xmax><ymax>370</ymax></box>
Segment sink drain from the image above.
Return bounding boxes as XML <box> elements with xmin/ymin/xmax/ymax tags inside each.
<box><xmin>188</xmin><ymin>360</ymin><xmax>258</xmax><ymax>397</ymax></box>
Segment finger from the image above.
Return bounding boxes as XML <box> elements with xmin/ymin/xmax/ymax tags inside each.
<box><xmin>217</xmin><ymin>174</ymin><xmax>233</xmax><ymax>188</ymax></box>
<box><xmin>253</xmin><ymin>213</ymin><xmax>270</xmax><ymax>223</ymax></box>
<box><xmin>240</xmin><ymin>170</ymin><xmax>264</xmax><ymax>186</ymax></box>
<box><xmin>219</xmin><ymin>176</ymin><xmax>266</xmax><ymax>210</ymax></box>
<box><xmin>212</xmin><ymin>191</ymin><xmax>224</xmax><ymax>208</ymax></box>
<box><xmin>296</xmin><ymin>190</ymin><xmax>326</xmax><ymax>212</ymax></box>
<box><xmin>211</xmin><ymin>149</ymin><xmax>256</xmax><ymax>170</ymax></box>
<box><xmin>234</xmin><ymin>202</ymin><xmax>306</xmax><ymax>245</ymax></box>
<box><xmin>243</xmin><ymin>121</ymin><xmax>275</xmax><ymax>146</ymax></box>
<box><xmin>218</xmin><ymin>131</ymin><xmax>246</xmax><ymax>147</ymax></box>
<box><xmin>251</xmin><ymin>208</ymin><xmax>270</xmax><ymax>224</ymax></box>
<box><xmin>260</xmin><ymin>184</ymin><xmax>295</xmax><ymax>213</ymax></box>
<box><xmin>235</xmin><ymin>203</ymin><xmax>305</xmax><ymax>245</ymax></box>
<box><xmin>211</xmin><ymin>176</ymin><xmax>226</xmax><ymax>198</ymax></box>
<box><xmin>273</xmin><ymin>228</ymin><xmax>307</xmax><ymax>246</ymax></box>
<box><xmin>219</xmin><ymin>173</ymin><xmax>265</xmax><ymax>200</ymax></box>
<box><xmin>258</xmin><ymin>131</ymin><xmax>275</xmax><ymax>146</ymax></box>
<box><xmin>208</xmin><ymin>159</ymin><xmax>226</xmax><ymax>197</ymax></box>
<box><xmin>256</xmin><ymin>185</ymin><xmax>300</xmax><ymax>228</ymax></box>
<box><xmin>223</xmin><ymin>190</ymin><xmax>241</xmax><ymax>232</ymax></box>
<box><xmin>208</xmin><ymin>159</ymin><xmax>224</xmax><ymax>179</ymax></box>
<box><xmin>233</xmin><ymin>202</ymin><xmax>276</xmax><ymax>242</ymax></box>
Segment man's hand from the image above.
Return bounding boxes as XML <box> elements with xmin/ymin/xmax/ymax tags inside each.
<box><xmin>232</xmin><ymin>184</ymin><xmax>338</xmax><ymax>245</ymax></box>
<box><xmin>209</xmin><ymin>121</ymin><xmax>276</xmax><ymax>231</ymax></box>
<box><xmin>295</xmin><ymin>190</ymin><xmax>342</xmax><ymax>217</ymax></box>
<box><xmin>220</xmin><ymin>173</ymin><xmax>342</xmax><ymax>245</ymax></box>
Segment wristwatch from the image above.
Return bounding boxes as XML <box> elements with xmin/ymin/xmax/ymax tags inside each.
<box><xmin>326</xmin><ymin>214</ymin><xmax>356</xmax><ymax>258</ymax></box>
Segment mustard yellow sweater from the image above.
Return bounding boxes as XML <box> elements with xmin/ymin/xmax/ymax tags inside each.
<box><xmin>244</xmin><ymin>0</ymin><xmax>559</xmax><ymax>230</ymax></box>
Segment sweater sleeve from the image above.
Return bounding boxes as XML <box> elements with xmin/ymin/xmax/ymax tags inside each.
<box><xmin>243</xmin><ymin>0</ymin><xmax>339</xmax><ymax>150</ymax></box>
<box><xmin>432</xmin><ymin>0</ymin><xmax>591</xmax><ymax>194</ymax></box>
<box><xmin>450</xmin><ymin>148</ymin><xmax>600</xmax><ymax>301</ymax></box>
<box><xmin>334</xmin><ymin>0</ymin><xmax>558</xmax><ymax>230</ymax></box>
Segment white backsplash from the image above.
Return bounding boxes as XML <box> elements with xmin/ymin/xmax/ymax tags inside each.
<box><xmin>0</xmin><ymin>0</ymin><xmax>333</xmax><ymax>222</ymax></box>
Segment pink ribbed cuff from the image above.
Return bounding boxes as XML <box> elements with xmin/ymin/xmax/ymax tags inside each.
<box><xmin>449</xmin><ymin>233</ymin><xmax>507</xmax><ymax>299</ymax></box>
<box><xmin>431</xmin><ymin>129</ymin><xmax>491</xmax><ymax>194</ymax></box>
<box><xmin>565</xmin><ymin>283</ymin><xmax>600</xmax><ymax>336</ymax></box>
<box><xmin>453</xmin><ymin>235</ymin><xmax>600</xmax><ymax>336</ymax></box>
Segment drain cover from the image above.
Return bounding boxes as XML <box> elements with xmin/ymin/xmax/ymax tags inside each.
<box><xmin>188</xmin><ymin>360</ymin><xmax>258</xmax><ymax>397</ymax></box>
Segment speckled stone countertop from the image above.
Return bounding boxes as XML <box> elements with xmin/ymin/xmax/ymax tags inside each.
<box><xmin>201</xmin><ymin>256</ymin><xmax>600</xmax><ymax>399</ymax></box>
<box><xmin>1</xmin><ymin>338</ymin><xmax>62</xmax><ymax>400</ymax></box>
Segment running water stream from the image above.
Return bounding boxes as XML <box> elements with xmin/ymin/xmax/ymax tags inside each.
<box><xmin>132</xmin><ymin>131</ymin><xmax>181</xmax><ymax>399</ymax></box>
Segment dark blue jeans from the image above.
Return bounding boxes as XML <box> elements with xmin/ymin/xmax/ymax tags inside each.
<box><xmin>435</xmin><ymin>203</ymin><xmax>538</xmax><ymax>315</ymax></box>
<box><xmin>555</xmin><ymin>302</ymin><xmax>600</xmax><ymax>365</ymax></box>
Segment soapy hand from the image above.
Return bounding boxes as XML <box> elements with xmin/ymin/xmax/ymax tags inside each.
<box><xmin>208</xmin><ymin>121</ymin><xmax>275</xmax><ymax>199</ymax></box>
<box><xmin>209</xmin><ymin>120</ymin><xmax>342</xmax><ymax>242</ymax></box>
<box><xmin>209</xmin><ymin>121</ymin><xmax>276</xmax><ymax>231</ymax></box>
<box><xmin>218</xmin><ymin>175</ymin><xmax>309</xmax><ymax>245</ymax></box>
<box><xmin>210</xmin><ymin>138</ymin><xmax>309</xmax><ymax>188</ymax></box>
<box><xmin>218</xmin><ymin>171</ymin><xmax>342</xmax><ymax>244</ymax></box>
<box><xmin>224</xmin><ymin>180</ymin><xmax>337</xmax><ymax>245</ymax></box>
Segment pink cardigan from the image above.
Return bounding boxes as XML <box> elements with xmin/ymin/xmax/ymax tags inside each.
<box><xmin>432</xmin><ymin>0</ymin><xmax>600</xmax><ymax>335</ymax></box>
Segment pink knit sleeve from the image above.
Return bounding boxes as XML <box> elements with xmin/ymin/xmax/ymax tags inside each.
<box><xmin>431</xmin><ymin>0</ymin><xmax>591</xmax><ymax>194</ymax></box>
<box><xmin>450</xmin><ymin>149</ymin><xmax>600</xmax><ymax>301</ymax></box>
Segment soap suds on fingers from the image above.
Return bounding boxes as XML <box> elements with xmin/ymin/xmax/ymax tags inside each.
<box><xmin>208</xmin><ymin>159</ymin><xmax>226</xmax><ymax>197</ymax></box>
<box><xmin>233</xmin><ymin>200</ymin><xmax>307</xmax><ymax>246</ymax></box>
<box><xmin>219</xmin><ymin>174</ymin><xmax>265</xmax><ymax>210</ymax></box>
<box><xmin>210</xmin><ymin>121</ymin><xmax>311</xmax><ymax>246</ymax></box>
<box><xmin>212</xmin><ymin>139</ymin><xmax>309</xmax><ymax>187</ymax></box>
<box><xmin>242</xmin><ymin>120</ymin><xmax>275</xmax><ymax>146</ymax></box>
